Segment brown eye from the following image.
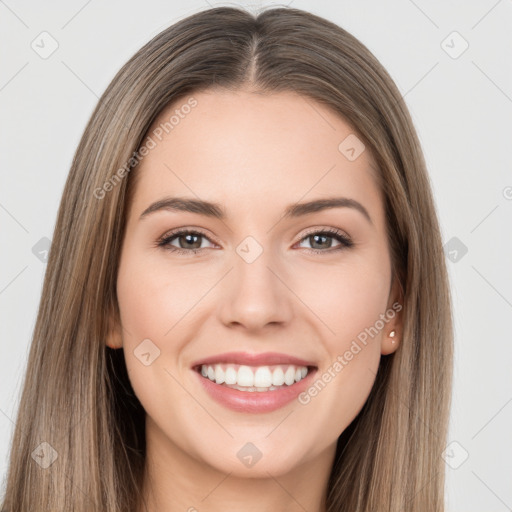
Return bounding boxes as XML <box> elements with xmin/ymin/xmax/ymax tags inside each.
<box><xmin>157</xmin><ymin>229</ymin><xmax>215</xmax><ymax>255</ymax></box>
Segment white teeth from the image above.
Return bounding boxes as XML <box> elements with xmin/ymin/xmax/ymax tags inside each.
<box><xmin>198</xmin><ymin>363</ymin><xmax>311</xmax><ymax>389</ymax></box>
<box><xmin>225</xmin><ymin>366</ymin><xmax>237</xmax><ymax>385</ymax></box>
<box><xmin>254</xmin><ymin>366</ymin><xmax>272</xmax><ymax>388</ymax></box>
<box><xmin>237</xmin><ymin>366</ymin><xmax>254</xmax><ymax>387</ymax></box>
<box><xmin>214</xmin><ymin>364</ymin><xmax>225</xmax><ymax>384</ymax></box>
<box><xmin>284</xmin><ymin>366</ymin><xmax>296</xmax><ymax>386</ymax></box>
<box><xmin>272</xmin><ymin>367</ymin><xmax>285</xmax><ymax>386</ymax></box>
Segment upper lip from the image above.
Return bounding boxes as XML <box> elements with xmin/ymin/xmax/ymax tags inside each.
<box><xmin>191</xmin><ymin>351</ymin><xmax>318</xmax><ymax>369</ymax></box>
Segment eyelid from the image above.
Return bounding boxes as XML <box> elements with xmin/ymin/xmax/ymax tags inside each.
<box><xmin>157</xmin><ymin>226</ymin><xmax>219</xmax><ymax>243</ymax></box>
<box><xmin>298</xmin><ymin>225</ymin><xmax>351</xmax><ymax>241</ymax></box>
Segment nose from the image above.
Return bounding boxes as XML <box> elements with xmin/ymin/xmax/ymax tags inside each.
<box><xmin>217</xmin><ymin>247</ymin><xmax>294</xmax><ymax>332</ymax></box>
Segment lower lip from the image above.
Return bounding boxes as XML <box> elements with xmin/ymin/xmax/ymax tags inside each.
<box><xmin>192</xmin><ymin>367</ymin><xmax>317</xmax><ymax>413</ymax></box>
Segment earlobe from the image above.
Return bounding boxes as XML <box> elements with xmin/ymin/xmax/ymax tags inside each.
<box><xmin>106</xmin><ymin>333</ymin><xmax>123</xmax><ymax>349</ymax></box>
<box><xmin>381</xmin><ymin>329</ymin><xmax>400</xmax><ymax>355</ymax></box>
<box><xmin>105</xmin><ymin>304</ymin><xmax>123</xmax><ymax>349</ymax></box>
<box><xmin>381</xmin><ymin>275</ymin><xmax>404</xmax><ymax>355</ymax></box>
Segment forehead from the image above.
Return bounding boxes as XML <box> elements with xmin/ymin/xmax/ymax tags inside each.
<box><xmin>130</xmin><ymin>88</ymin><xmax>384</xmax><ymax>226</ymax></box>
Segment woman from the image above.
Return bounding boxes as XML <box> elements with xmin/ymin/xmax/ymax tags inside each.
<box><xmin>1</xmin><ymin>5</ymin><xmax>453</xmax><ymax>511</ymax></box>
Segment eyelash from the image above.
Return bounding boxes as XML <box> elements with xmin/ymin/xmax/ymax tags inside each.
<box><xmin>155</xmin><ymin>227</ymin><xmax>354</xmax><ymax>256</ymax></box>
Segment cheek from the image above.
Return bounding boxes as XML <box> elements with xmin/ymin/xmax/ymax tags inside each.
<box><xmin>115</xmin><ymin>246</ymin><xmax>215</xmax><ymax>399</ymax></box>
<box><xmin>116</xmin><ymin>247</ymin><xmax>206</xmax><ymax>343</ymax></box>
<box><xmin>116</xmin><ymin>265</ymin><xmax>170</xmax><ymax>341</ymax></box>
<box><xmin>296</xmin><ymin>258</ymin><xmax>389</xmax><ymax>413</ymax></box>
<box><xmin>299</xmin><ymin>259</ymin><xmax>390</xmax><ymax>345</ymax></box>
<box><xmin>115</xmin><ymin>251</ymin><xmax>191</xmax><ymax>418</ymax></box>
<box><xmin>304</xmin><ymin>263</ymin><xmax>389</xmax><ymax>425</ymax></box>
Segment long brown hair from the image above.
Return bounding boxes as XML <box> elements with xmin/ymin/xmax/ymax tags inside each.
<box><xmin>1</xmin><ymin>6</ymin><xmax>453</xmax><ymax>511</ymax></box>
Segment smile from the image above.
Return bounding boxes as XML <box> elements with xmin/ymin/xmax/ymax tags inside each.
<box><xmin>193</xmin><ymin>363</ymin><xmax>318</xmax><ymax>413</ymax></box>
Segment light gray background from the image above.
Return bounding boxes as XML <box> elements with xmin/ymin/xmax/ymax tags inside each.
<box><xmin>1</xmin><ymin>1</ymin><xmax>511</xmax><ymax>510</ymax></box>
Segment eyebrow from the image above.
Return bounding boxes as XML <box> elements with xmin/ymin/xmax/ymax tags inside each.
<box><xmin>139</xmin><ymin>196</ymin><xmax>373</xmax><ymax>225</ymax></box>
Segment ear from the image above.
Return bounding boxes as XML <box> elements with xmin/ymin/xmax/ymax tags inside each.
<box><xmin>105</xmin><ymin>301</ymin><xmax>123</xmax><ymax>349</ymax></box>
<box><xmin>381</xmin><ymin>274</ymin><xmax>404</xmax><ymax>356</ymax></box>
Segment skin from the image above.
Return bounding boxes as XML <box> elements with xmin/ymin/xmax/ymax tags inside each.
<box><xmin>106</xmin><ymin>87</ymin><xmax>402</xmax><ymax>512</ymax></box>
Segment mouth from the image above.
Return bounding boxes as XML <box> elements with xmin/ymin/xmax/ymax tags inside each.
<box><xmin>191</xmin><ymin>357</ymin><xmax>319</xmax><ymax>413</ymax></box>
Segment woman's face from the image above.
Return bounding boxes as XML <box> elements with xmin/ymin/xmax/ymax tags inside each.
<box><xmin>111</xmin><ymin>88</ymin><xmax>401</xmax><ymax>480</ymax></box>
